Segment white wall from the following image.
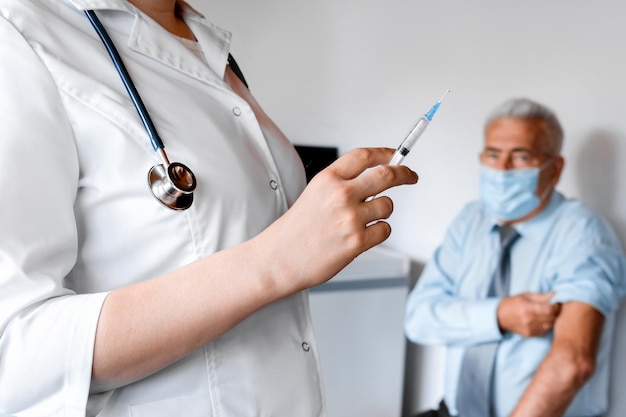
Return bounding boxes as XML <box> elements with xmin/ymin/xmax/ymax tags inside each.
<box><xmin>195</xmin><ymin>1</ymin><xmax>626</xmax><ymax>415</ymax></box>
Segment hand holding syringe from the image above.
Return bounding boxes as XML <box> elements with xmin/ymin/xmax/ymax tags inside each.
<box><xmin>367</xmin><ymin>89</ymin><xmax>450</xmax><ymax>201</ymax></box>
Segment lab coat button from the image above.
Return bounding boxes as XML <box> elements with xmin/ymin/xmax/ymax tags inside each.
<box><xmin>269</xmin><ymin>180</ymin><xmax>278</xmax><ymax>190</ymax></box>
<box><xmin>232</xmin><ymin>107</ymin><xmax>242</xmax><ymax>116</ymax></box>
<box><xmin>302</xmin><ymin>342</ymin><xmax>311</xmax><ymax>352</ymax></box>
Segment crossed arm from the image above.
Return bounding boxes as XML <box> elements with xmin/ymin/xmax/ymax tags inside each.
<box><xmin>498</xmin><ymin>298</ymin><xmax>604</xmax><ymax>417</ymax></box>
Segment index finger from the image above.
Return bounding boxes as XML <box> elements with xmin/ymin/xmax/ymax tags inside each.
<box><xmin>326</xmin><ymin>148</ymin><xmax>395</xmax><ymax>180</ymax></box>
<box><xmin>356</xmin><ymin>164</ymin><xmax>418</xmax><ymax>202</ymax></box>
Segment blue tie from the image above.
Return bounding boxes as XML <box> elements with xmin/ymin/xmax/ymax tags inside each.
<box><xmin>455</xmin><ymin>225</ymin><xmax>520</xmax><ymax>417</ymax></box>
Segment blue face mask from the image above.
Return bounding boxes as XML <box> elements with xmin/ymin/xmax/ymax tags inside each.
<box><xmin>479</xmin><ymin>165</ymin><xmax>545</xmax><ymax>221</ymax></box>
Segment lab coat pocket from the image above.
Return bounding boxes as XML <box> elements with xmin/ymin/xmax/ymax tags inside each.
<box><xmin>130</xmin><ymin>393</ymin><xmax>212</xmax><ymax>417</ymax></box>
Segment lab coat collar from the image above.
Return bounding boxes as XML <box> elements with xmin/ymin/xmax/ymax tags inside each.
<box><xmin>69</xmin><ymin>0</ymin><xmax>232</xmax><ymax>87</ymax></box>
<box><xmin>69</xmin><ymin>0</ymin><xmax>134</xmax><ymax>13</ymax></box>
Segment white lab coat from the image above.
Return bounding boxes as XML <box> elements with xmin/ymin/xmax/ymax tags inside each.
<box><xmin>0</xmin><ymin>0</ymin><xmax>325</xmax><ymax>416</ymax></box>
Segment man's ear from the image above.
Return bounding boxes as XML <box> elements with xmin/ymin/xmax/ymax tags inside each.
<box><xmin>552</xmin><ymin>156</ymin><xmax>565</xmax><ymax>186</ymax></box>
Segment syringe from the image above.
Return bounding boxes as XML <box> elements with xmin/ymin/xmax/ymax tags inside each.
<box><xmin>387</xmin><ymin>88</ymin><xmax>451</xmax><ymax>166</ymax></box>
<box><xmin>366</xmin><ymin>89</ymin><xmax>451</xmax><ymax>202</ymax></box>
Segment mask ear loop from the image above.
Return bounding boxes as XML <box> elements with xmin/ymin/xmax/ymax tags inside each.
<box><xmin>535</xmin><ymin>157</ymin><xmax>558</xmax><ymax>203</ymax></box>
<box><xmin>84</xmin><ymin>9</ymin><xmax>196</xmax><ymax>210</ymax></box>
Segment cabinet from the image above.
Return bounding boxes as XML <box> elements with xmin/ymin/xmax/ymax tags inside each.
<box><xmin>309</xmin><ymin>246</ymin><xmax>410</xmax><ymax>417</ymax></box>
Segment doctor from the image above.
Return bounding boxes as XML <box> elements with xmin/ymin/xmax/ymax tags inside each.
<box><xmin>0</xmin><ymin>0</ymin><xmax>418</xmax><ymax>416</ymax></box>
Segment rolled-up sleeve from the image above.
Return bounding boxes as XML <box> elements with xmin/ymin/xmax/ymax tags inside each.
<box><xmin>0</xmin><ymin>16</ymin><xmax>107</xmax><ymax>415</ymax></box>
<box><xmin>549</xmin><ymin>214</ymin><xmax>626</xmax><ymax>316</ymax></box>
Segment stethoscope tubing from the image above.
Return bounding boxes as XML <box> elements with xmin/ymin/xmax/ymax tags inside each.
<box><xmin>84</xmin><ymin>9</ymin><xmax>196</xmax><ymax>210</ymax></box>
<box><xmin>84</xmin><ymin>10</ymin><xmax>164</xmax><ymax>153</ymax></box>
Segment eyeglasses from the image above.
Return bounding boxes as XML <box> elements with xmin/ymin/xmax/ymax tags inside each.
<box><xmin>479</xmin><ymin>149</ymin><xmax>551</xmax><ymax>169</ymax></box>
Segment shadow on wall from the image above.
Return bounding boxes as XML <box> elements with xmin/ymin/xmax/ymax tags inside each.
<box><xmin>574</xmin><ymin>130</ymin><xmax>626</xmax><ymax>417</ymax></box>
<box><xmin>575</xmin><ymin>130</ymin><xmax>625</xmax><ymax>237</ymax></box>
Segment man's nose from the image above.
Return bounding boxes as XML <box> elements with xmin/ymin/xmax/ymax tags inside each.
<box><xmin>494</xmin><ymin>156</ymin><xmax>514</xmax><ymax>170</ymax></box>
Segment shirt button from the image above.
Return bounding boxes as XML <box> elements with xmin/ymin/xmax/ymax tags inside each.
<box><xmin>232</xmin><ymin>107</ymin><xmax>242</xmax><ymax>116</ymax></box>
<box><xmin>302</xmin><ymin>342</ymin><xmax>311</xmax><ymax>352</ymax></box>
<box><xmin>269</xmin><ymin>180</ymin><xmax>278</xmax><ymax>190</ymax></box>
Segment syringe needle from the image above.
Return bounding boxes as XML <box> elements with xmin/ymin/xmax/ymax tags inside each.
<box><xmin>438</xmin><ymin>88</ymin><xmax>451</xmax><ymax>104</ymax></box>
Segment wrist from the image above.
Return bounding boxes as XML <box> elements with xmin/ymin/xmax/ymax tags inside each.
<box><xmin>246</xmin><ymin>226</ymin><xmax>304</xmax><ymax>300</ymax></box>
<box><xmin>496</xmin><ymin>297</ymin><xmax>510</xmax><ymax>333</ymax></box>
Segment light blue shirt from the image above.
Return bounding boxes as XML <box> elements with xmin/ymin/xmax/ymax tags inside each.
<box><xmin>405</xmin><ymin>191</ymin><xmax>626</xmax><ymax>417</ymax></box>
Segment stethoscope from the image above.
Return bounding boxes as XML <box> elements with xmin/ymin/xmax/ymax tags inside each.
<box><xmin>84</xmin><ymin>10</ymin><xmax>197</xmax><ymax>210</ymax></box>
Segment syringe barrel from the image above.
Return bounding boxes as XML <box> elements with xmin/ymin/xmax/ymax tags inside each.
<box><xmin>388</xmin><ymin>150</ymin><xmax>405</xmax><ymax>166</ymax></box>
<box><xmin>394</xmin><ymin>116</ymin><xmax>430</xmax><ymax>157</ymax></box>
<box><xmin>405</xmin><ymin>116</ymin><xmax>430</xmax><ymax>146</ymax></box>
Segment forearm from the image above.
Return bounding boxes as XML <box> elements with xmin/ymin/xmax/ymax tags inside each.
<box><xmin>405</xmin><ymin>293</ymin><xmax>502</xmax><ymax>346</ymax></box>
<box><xmin>510</xmin><ymin>302</ymin><xmax>602</xmax><ymax>417</ymax></box>
<box><xmin>509</xmin><ymin>350</ymin><xmax>593</xmax><ymax>417</ymax></box>
<box><xmin>92</xmin><ymin>238</ymin><xmax>286</xmax><ymax>386</ymax></box>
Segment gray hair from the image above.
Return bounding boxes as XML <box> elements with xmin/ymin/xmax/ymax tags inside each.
<box><xmin>485</xmin><ymin>98</ymin><xmax>564</xmax><ymax>156</ymax></box>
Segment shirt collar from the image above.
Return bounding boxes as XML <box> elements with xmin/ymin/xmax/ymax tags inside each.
<box><xmin>488</xmin><ymin>191</ymin><xmax>564</xmax><ymax>238</ymax></box>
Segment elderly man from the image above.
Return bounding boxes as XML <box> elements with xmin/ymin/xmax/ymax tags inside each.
<box><xmin>405</xmin><ymin>98</ymin><xmax>626</xmax><ymax>417</ymax></box>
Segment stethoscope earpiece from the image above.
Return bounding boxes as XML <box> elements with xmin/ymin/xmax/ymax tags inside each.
<box><xmin>148</xmin><ymin>162</ymin><xmax>197</xmax><ymax>211</ymax></box>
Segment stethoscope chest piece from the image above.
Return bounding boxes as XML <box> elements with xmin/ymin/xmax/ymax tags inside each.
<box><xmin>148</xmin><ymin>162</ymin><xmax>197</xmax><ymax>210</ymax></box>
